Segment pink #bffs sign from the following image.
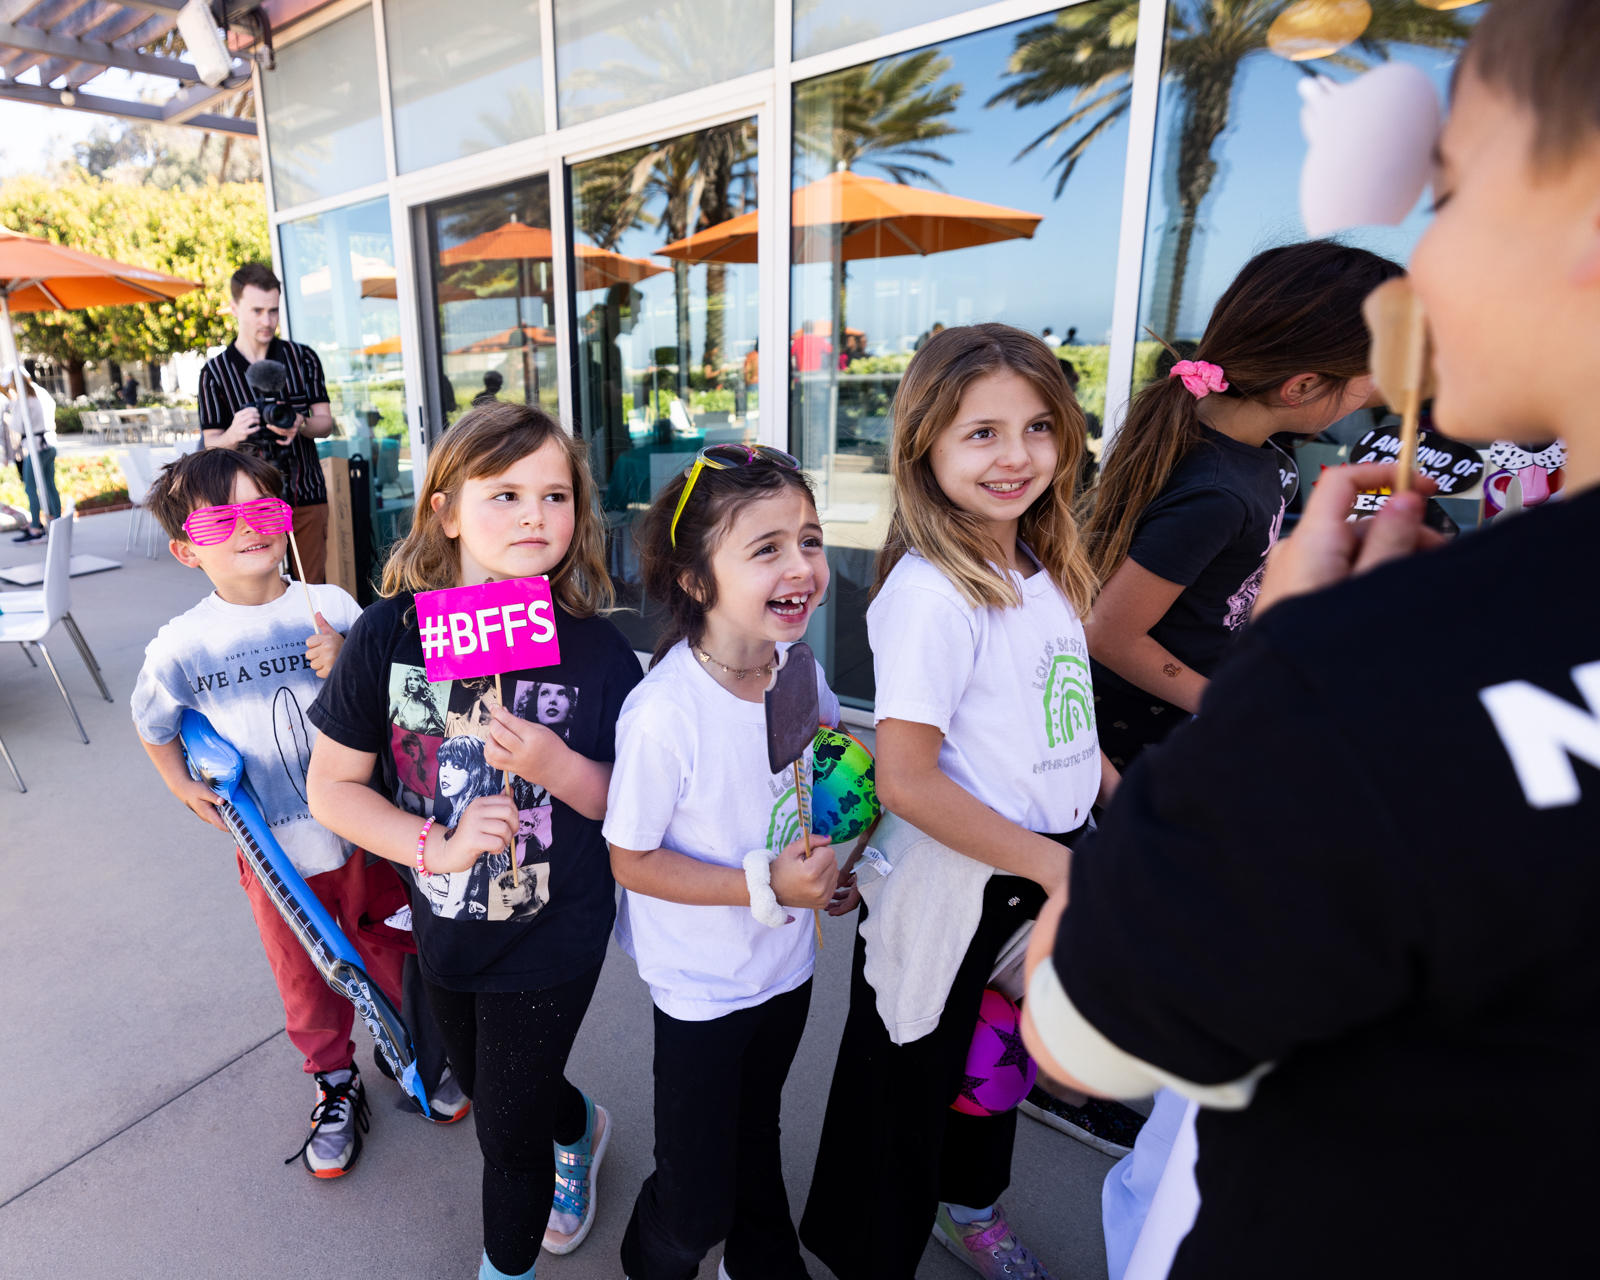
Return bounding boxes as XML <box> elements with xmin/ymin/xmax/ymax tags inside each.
<box><xmin>416</xmin><ymin>576</ymin><xmax>562</xmax><ymax>682</ymax></box>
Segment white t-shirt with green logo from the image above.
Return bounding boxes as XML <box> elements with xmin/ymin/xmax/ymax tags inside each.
<box><xmin>869</xmin><ymin>549</ymin><xmax>1100</xmax><ymax>834</ymax></box>
<box><xmin>604</xmin><ymin>640</ymin><xmax>841</xmax><ymax>1022</ymax></box>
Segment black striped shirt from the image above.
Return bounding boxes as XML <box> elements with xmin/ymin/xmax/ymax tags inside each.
<box><xmin>199</xmin><ymin>337</ymin><xmax>330</xmax><ymax>507</ymax></box>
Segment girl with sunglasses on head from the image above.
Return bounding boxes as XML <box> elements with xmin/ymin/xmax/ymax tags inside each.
<box><xmin>604</xmin><ymin>444</ymin><xmax>856</xmax><ymax>1280</ymax></box>
<box><xmin>306</xmin><ymin>403</ymin><xmax>644</xmax><ymax>1280</ymax></box>
<box><xmin>799</xmin><ymin>324</ymin><xmax>1118</xmax><ymax>1280</ymax></box>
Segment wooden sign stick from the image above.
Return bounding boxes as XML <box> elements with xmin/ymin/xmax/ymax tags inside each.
<box><xmin>496</xmin><ymin>673</ymin><xmax>518</xmax><ymax>888</ymax></box>
<box><xmin>285</xmin><ymin>528</ymin><xmax>318</xmax><ymax>627</ymax></box>
<box><xmin>793</xmin><ymin>759</ymin><xmax>824</xmax><ymax>950</ymax></box>
<box><xmin>1363</xmin><ymin>277</ymin><xmax>1432</xmax><ymax>494</ymax></box>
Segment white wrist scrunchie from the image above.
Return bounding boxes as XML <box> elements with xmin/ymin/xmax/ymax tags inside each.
<box><xmin>743</xmin><ymin>849</ymin><xmax>789</xmax><ymax>928</ymax></box>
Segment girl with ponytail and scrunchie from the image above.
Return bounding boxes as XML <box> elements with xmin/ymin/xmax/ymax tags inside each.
<box><xmin>1082</xmin><ymin>241</ymin><xmax>1402</xmax><ymax>770</ymax></box>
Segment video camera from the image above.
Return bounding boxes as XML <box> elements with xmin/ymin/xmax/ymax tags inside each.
<box><xmin>243</xmin><ymin>358</ymin><xmax>299</xmax><ymax>465</ymax></box>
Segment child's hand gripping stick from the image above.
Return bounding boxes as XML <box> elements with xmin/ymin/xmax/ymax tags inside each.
<box><xmin>764</xmin><ymin>642</ymin><xmax>826</xmax><ymax>948</ymax></box>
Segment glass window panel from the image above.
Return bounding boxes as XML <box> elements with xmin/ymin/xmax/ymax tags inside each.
<box><xmin>279</xmin><ymin>197</ymin><xmax>410</xmax><ymax>490</ymax></box>
<box><xmin>554</xmin><ymin>0</ymin><xmax>772</xmax><ymax>126</ymax></box>
<box><xmin>572</xmin><ymin>118</ymin><xmax>759</xmax><ymax>651</ymax></box>
<box><xmin>422</xmin><ymin>176</ymin><xmax>558</xmax><ymax>431</ymax></box>
<box><xmin>261</xmin><ymin>7</ymin><xmax>386</xmax><ymax>208</ymax></box>
<box><xmin>793</xmin><ymin>0</ymin><xmax>972</xmax><ymax>61</ymax></box>
<box><xmin>1136</xmin><ymin>2</ymin><xmax>1484</xmax><ymax>368</ymax></box>
<box><xmin>791</xmin><ymin>4</ymin><xmax>1133</xmax><ymax>704</ymax></box>
<box><xmin>385</xmin><ymin>0</ymin><xmax>547</xmax><ymax>173</ymax></box>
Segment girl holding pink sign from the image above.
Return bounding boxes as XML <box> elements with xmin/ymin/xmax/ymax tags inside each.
<box><xmin>306</xmin><ymin>404</ymin><xmax>643</xmax><ymax>1280</ymax></box>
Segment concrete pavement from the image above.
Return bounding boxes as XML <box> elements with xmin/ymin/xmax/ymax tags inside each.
<box><xmin>0</xmin><ymin>510</ymin><xmax>1118</xmax><ymax>1280</ymax></box>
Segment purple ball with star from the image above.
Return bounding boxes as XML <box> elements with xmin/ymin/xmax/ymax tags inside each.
<box><xmin>950</xmin><ymin>988</ymin><xmax>1037</xmax><ymax>1117</ymax></box>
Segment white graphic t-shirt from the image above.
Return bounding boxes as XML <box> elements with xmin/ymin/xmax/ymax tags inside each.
<box><xmin>869</xmin><ymin>549</ymin><xmax>1100</xmax><ymax>834</ymax></box>
<box><xmin>604</xmin><ymin>640</ymin><xmax>841</xmax><ymax>1021</ymax></box>
<box><xmin>131</xmin><ymin>580</ymin><xmax>362</xmax><ymax>877</ymax></box>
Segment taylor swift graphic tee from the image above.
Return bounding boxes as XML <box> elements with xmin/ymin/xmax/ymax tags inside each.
<box><xmin>309</xmin><ymin>591</ymin><xmax>642</xmax><ymax>992</ymax></box>
<box><xmin>131</xmin><ymin>580</ymin><xmax>363</xmax><ymax>877</ymax></box>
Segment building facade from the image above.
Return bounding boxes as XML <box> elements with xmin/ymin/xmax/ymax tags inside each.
<box><xmin>255</xmin><ymin>0</ymin><xmax>1482</xmax><ymax>704</ymax></box>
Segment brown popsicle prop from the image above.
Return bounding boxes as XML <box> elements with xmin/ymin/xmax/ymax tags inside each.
<box><xmin>495</xmin><ymin>673</ymin><xmax>518</xmax><ymax>888</ymax></box>
<box><xmin>765</xmin><ymin>643</ymin><xmax>825</xmax><ymax>950</ymax></box>
<box><xmin>1362</xmin><ymin>276</ymin><xmax>1434</xmax><ymax>493</ymax></box>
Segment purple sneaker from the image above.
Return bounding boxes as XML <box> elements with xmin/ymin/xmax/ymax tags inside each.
<box><xmin>933</xmin><ymin>1202</ymin><xmax>1055</xmax><ymax>1279</ymax></box>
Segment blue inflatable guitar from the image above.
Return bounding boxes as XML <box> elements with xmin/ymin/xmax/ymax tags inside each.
<box><xmin>179</xmin><ymin>708</ymin><xmax>432</xmax><ymax>1118</ymax></box>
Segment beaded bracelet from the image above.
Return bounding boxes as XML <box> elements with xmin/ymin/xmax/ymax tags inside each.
<box><xmin>416</xmin><ymin>816</ymin><xmax>436</xmax><ymax>876</ymax></box>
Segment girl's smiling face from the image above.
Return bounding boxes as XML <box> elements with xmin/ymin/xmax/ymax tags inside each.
<box><xmin>929</xmin><ymin>369</ymin><xmax>1060</xmax><ymax>551</ymax></box>
<box><xmin>434</xmin><ymin>438</ymin><xmax>576</xmax><ymax>585</ymax></box>
<box><xmin>438</xmin><ymin>760</ymin><xmax>468</xmax><ymax>797</ymax></box>
<box><xmin>703</xmin><ymin>488</ymin><xmax>829</xmax><ymax>649</ymax></box>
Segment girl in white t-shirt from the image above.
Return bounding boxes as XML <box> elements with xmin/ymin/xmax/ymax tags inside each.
<box><xmin>799</xmin><ymin>324</ymin><xmax>1119</xmax><ymax>1280</ymax></box>
<box><xmin>604</xmin><ymin>447</ymin><xmax>855</xmax><ymax>1280</ymax></box>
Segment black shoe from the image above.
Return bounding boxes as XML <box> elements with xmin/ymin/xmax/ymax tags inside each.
<box><xmin>12</xmin><ymin>528</ymin><xmax>44</xmax><ymax>543</ymax></box>
<box><xmin>1019</xmin><ymin>1086</ymin><xmax>1146</xmax><ymax>1157</ymax></box>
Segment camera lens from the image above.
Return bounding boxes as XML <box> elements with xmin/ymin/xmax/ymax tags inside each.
<box><xmin>267</xmin><ymin>400</ymin><xmax>297</xmax><ymax>428</ymax></box>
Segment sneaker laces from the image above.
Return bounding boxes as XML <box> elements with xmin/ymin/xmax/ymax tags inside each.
<box><xmin>284</xmin><ymin>1071</ymin><xmax>370</xmax><ymax>1166</ymax></box>
<box><xmin>962</xmin><ymin>1214</ymin><xmax>1053</xmax><ymax>1280</ymax></box>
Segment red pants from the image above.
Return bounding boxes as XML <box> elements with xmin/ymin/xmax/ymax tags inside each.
<box><xmin>238</xmin><ymin>849</ymin><xmax>407</xmax><ymax>1075</ymax></box>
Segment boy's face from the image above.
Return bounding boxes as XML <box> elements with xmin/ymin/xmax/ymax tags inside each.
<box><xmin>169</xmin><ymin>472</ymin><xmax>288</xmax><ymax>585</ymax></box>
<box><xmin>1411</xmin><ymin>71</ymin><xmax>1600</xmax><ymax>446</ymax></box>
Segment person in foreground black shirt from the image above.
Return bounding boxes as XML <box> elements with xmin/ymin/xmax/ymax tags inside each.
<box><xmin>1022</xmin><ymin>3</ymin><xmax>1600</xmax><ymax>1275</ymax></box>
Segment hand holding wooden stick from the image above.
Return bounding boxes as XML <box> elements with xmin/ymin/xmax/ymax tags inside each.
<box><xmin>1363</xmin><ymin>276</ymin><xmax>1433</xmax><ymax>493</ymax></box>
<box><xmin>496</xmin><ymin>673</ymin><xmax>519</xmax><ymax>888</ymax></box>
<box><xmin>792</xmin><ymin>759</ymin><xmax>824</xmax><ymax>950</ymax></box>
<box><xmin>285</xmin><ymin>528</ymin><xmax>318</xmax><ymax>625</ymax></box>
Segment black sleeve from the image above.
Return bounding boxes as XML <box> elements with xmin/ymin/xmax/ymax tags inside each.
<box><xmin>308</xmin><ymin>606</ymin><xmax>395</xmax><ymax>754</ymax></box>
<box><xmin>1056</xmin><ymin>627</ymin><xmax>1425</xmax><ymax>1085</ymax></box>
<box><xmin>298</xmin><ymin>343</ymin><xmax>329</xmax><ymax>405</ymax></box>
<box><xmin>1126</xmin><ymin>486</ymin><xmax>1248</xmax><ymax>587</ymax></box>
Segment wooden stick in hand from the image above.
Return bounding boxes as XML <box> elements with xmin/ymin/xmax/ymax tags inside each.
<box><xmin>793</xmin><ymin>760</ymin><xmax>824</xmax><ymax>950</ymax></box>
<box><xmin>496</xmin><ymin>673</ymin><xmax>518</xmax><ymax>888</ymax></box>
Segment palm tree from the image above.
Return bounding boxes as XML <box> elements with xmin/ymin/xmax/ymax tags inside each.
<box><xmin>990</xmin><ymin>0</ymin><xmax>1471</xmax><ymax>339</ymax></box>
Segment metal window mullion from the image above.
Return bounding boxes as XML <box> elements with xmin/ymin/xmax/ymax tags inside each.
<box><xmin>1102</xmin><ymin>0</ymin><xmax>1169</xmax><ymax>450</ymax></box>
<box><xmin>762</xmin><ymin>0</ymin><xmax>792</xmax><ymax>453</ymax></box>
<box><xmin>550</xmin><ymin>159</ymin><xmax>575</xmax><ymax>435</ymax></box>
<box><xmin>371</xmin><ymin>0</ymin><xmax>400</xmax><ymax>182</ymax></box>
<box><xmin>390</xmin><ymin>188</ymin><xmax>427</xmax><ymax>464</ymax></box>
<box><xmin>539</xmin><ymin>0</ymin><xmax>559</xmax><ymax>138</ymax></box>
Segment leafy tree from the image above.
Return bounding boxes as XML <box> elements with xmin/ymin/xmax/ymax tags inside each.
<box><xmin>990</xmin><ymin>0</ymin><xmax>1471</xmax><ymax>339</ymax></box>
<box><xmin>0</xmin><ymin>173</ymin><xmax>269</xmax><ymax>396</ymax></box>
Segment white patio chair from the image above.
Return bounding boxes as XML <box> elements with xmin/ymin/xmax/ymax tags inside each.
<box><xmin>0</xmin><ymin>507</ymin><xmax>105</xmax><ymax>745</ymax></box>
<box><xmin>112</xmin><ymin>445</ymin><xmax>159</xmax><ymax>558</ymax></box>
<box><xmin>0</xmin><ymin>531</ymin><xmax>112</xmax><ymax>707</ymax></box>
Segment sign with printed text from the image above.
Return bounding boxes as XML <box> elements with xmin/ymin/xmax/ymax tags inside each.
<box><xmin>416</xmin><ymin>576</ymin><xmax>561</xmax><ymax>682</ymax></box>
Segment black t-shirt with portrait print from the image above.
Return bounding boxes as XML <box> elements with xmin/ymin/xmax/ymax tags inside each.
<box><xmin>1056</xmin><ymin>486</ymin><xmax>1600</xmax><ymax>1276</ymax></box>
<box><xmin>1092</xmin><ymin>427</ymin><xmax>1294</xmax><ymax>699</ymax></box>
<box><xmin>308</xmin><ymin>591</ymin><xmax>643</xmax><ymax>992</ymax></box>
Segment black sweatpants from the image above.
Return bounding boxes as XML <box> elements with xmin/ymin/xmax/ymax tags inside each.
<box><xmin>800</xmin><ymin>874</ymin><xmax>1051</xmax><ymax>1280</ymax></box>
<box><xmin>622</xmin><ymin>980</ymin><xmax>813</xmax><ymax>1280</ymax></box>
<box><xmin>424</xmin><ymin>962</ymin><xmax>601</xmax><ymax>1276</ymax></box>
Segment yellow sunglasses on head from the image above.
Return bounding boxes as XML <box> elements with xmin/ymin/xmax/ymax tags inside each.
<box><xmin>668</xmin><ymin>443</ymin><xmax>801</xmax><ymax>546</ymax></box>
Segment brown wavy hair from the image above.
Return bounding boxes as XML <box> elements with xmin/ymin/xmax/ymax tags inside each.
<box><xmin>1081</xmin><ymin>240</ymin><xmax>1403</xmax><ymax>586</ymax></box>
<box><xmin>874</xmin><ymin>322</ymin><xmax>1095</xmax><ymax>617</ymax></box>
<box><xmin>635</xmin><ymin>458</ymin><xmax>818</xmax><ymax>668</ymax></box>
<box><xmin>381</xmin><ymin>402</ymin><xmax>613</xmax><ymax>617</ymax></box>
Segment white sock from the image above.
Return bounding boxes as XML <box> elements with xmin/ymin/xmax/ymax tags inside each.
<box><xmin>946</xmin><ymin>1202</ymin><xmax>996</xmax><ymax>1225</ymax></box>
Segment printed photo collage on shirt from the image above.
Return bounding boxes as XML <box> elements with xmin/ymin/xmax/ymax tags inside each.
<box><xmin>386</xmin><ymin>664</ymin><xmax>580</xmax><ymax>924</ymax></box>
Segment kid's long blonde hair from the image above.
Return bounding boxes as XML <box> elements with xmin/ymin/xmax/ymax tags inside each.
<box><xmin>875</xmin><ymin>323</ymin><xmax>1095</xmax><ymax>616</ymax></box>
<box><xmin>381</xmin><ymin>402</ymin><xmax>613</xmax><ymax>617</ymax></box>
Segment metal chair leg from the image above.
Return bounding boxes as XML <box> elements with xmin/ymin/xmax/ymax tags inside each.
<box><xmin>62</xmin><ymin>614</ymin><xmax>111</xmax><ymax>702</ymax></box>
<box><xmin>0</xmin><ymin>729</ymin><xmax>24</xmax><ymax>792</ymax></box>
<box><xmin>125</xmin><ymin>505</ymin><xmax>136</xmax><ymax>553</ymax></box>
<box><xmin>19</xmin><ymin>641</ymin><xmax>37</xmax><ymax>667</ymax></box>
<box><xmin>35</xmin><ymin>641</ymin><xmax>88</xmax><ymax>744</ymax></box>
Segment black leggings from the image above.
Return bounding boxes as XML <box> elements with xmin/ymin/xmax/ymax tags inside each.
<box><xmin>800</xmin><ymin>875</ymin><xmax>1051</xmax><ymax>1280</ymax></box>
<box><xmin>424</xmin><ymin>962</ymin><xmax>601</xmax><ymax>1276</ymax></box>
<box><xmin>622</xmin><ymin>980</ymin><xmax>813</xmax><ymax>1280</ymax></box>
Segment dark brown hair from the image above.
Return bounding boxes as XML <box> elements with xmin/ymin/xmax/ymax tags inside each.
<box><xmin>381</xmin><ymin>401</ymin><xmax>613</xmax><ymax>617</ymax></box>
<box><xmin>636</xmin><ymin>458</ymin><xmax>818</xmax><ymax>668</ymax></box>
<box><xmin>1464</xmin><ymin>0</ymin><xmax>1600</xmax><ymax>168</ymax></box>
<box><xmin>230</xmin><ymin>262</ymin><xmax>281</xmax><ymax>302</ymax></box>
<box><xmin>1082</xmin><ymin>241</ymin><xmax>1402</xmax><ymax>585</ymax></box>
<box><xmin>875</xmin><ymin>323</ymin><xmax>1096</xmax><ymax>616</ymax></box>
<box><xmin>146</xmin><ymin>447</ymin><xmax>284</xmax><ymax>541</ymax></box>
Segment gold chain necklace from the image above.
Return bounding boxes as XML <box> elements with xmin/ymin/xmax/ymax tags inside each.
<box><xmin>694</xmin><ymin>644</ymin><xmax>775</xmax><ymax>681</ymax></box>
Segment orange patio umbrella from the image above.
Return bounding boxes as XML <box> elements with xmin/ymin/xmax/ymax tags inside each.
<box><xmin>439</xmin><ymin>221</ymin><xmax>667</xmax><ymax>289</ymax></box>
<box><xmin>654</xmin><ymin>170</ymin><xmax>1043</xmax><ymax>264</ymax></box>
<box><xmin>0</xmin><ymin>226</ymin><xmax>199</xmax><ymax>512</ymax></box>
<box><xmin>448</xmin><ymin>325</ymin><xmax>557</xmax><ymax>355</ymax></box>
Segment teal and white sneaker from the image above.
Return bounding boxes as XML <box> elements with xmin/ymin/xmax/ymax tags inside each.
<box><xmin>478</xmin><ymin>1248</ymin><xmax>532</xmax><ymax>1278</ymax></box>
<box><xmin>934</xmin><ymin>1202</ymin><xmax>1055</xmax><ymax>1279</ymax></box>
<box><xmin>542</xmin><ymin>1092</ymin><xmax>610</xmax><ymax>1255</ymax></box>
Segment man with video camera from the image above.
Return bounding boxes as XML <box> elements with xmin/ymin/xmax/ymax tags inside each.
<box><xmin>199</xmin><ymin>263</ymin><xmax>336</xmax><ymax>581</ymax></box>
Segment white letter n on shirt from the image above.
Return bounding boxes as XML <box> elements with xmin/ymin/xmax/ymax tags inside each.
<box><xmin>1480</xmin><ymin>660</ymin><xmax>1600</xmax><ymax>808</ymax></box>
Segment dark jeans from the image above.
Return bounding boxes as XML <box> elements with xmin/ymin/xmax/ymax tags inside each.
<box><xmin>622</xmin><ymin>980</ymin><xmax>814</xmax><ymax>1280</ymax></box>
<box><xmin>1093</xmin><ymin>680</ymin><xmax>1187</xmax><ymax>772</ymax></box>
<box><xmin>18</xmin><ymin>446</ymin><xmax>59</xmax><ymax>526</ymax></box>
<box><xmin>424</xmin><ymin>963</ymin><xmax>600</xmax><ymax>1277</ymax></box>
<box><xmin>800</xmin><ymin>874</ymin><xmax>1051</xmax><ymax>1280</ymax></box>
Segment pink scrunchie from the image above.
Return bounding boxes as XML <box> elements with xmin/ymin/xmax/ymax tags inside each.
<box><xmin>1169</xmin><ymin>360</ymin><xmax>1228</xmax><ymax>398</ymax></box>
